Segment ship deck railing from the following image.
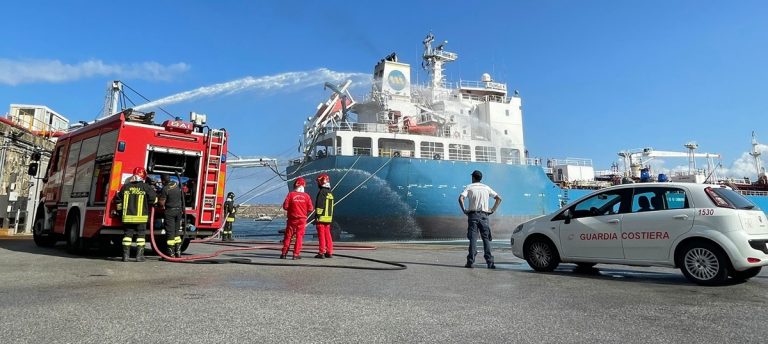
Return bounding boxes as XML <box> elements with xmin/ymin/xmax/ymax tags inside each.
<box><xmin>737</xmin><ymin>190</ymin><xmax>768</xmax><ymax>197</ymax></box>
<box><xmin>548</xmin><ymin>158</ymin><xmax>594</xmax><ymax>167</ymax></box>
<box><xmin>458</xmin><ymin>80</ymin><xmax>508</xmax><ymax>92</ymax></box>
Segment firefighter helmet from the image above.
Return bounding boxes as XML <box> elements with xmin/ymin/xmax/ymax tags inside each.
<box><xmin>133</xmin><ymin>167</ymin><xmax>147</xmax><ymax>179</ymax></box>
<box><xmin>227</xmin><ymin>192</ymin><xmax>235</xmax><ymax>200</ymax></box>
<box><xmin>316</xmin><ymin>173</ymin><xmax>330</xmax><ymax>186</ymax></box>
<box><xmin>294</xmin><ymin>177</ymin><xmax>306</xmax><ymax>188</ymax></box>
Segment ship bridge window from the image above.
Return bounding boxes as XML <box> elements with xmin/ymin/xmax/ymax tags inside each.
<box><xmin>500</xmin><ymin>148</ymin><xmax>521</xmax><ymax>164</ymax></box>
<box><xmin>475</xmin><ymin>146</ymin><xmax>497</xmax><ymax>162</ymax></box>
<box><xmin>317</xmin><ymin>137</ymin><xmax>338</xmax><ymax>157</ymax></box>
<box><xmin>378</xmin><ymin>138</ymin><xmax>415</xmax><ymax>158</ymax></box>
<box><xmin>353</xmin><ymin>137</ymin><xmax>372</xmax><ymax>156</ymax></box>
<box><xmin>420</xmin><ymin>142</ymin><xmax>444</xmax><ymax>159</ymax></box>
<box><xmin>449</xmin><ymin>144</ymin><xmax>471</xmax><ymax>161</ymax></box>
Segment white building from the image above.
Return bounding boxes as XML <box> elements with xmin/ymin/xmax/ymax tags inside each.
<box><xmin>9</xmin><ymin>104</ymin><xmax>69</xmax><ymax>134</ymax></box>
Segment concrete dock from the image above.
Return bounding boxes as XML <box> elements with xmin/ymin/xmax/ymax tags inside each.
<box><xmin>1</xmin><ymin>237</ymin><xmax>767</xmax><ymax>343</ymax></box>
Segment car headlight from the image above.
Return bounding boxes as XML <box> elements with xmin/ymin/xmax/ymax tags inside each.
<box><xmin>513</xmin><ymin>224</ymin><xmax>524</xmax><ymax>234</ymax></box>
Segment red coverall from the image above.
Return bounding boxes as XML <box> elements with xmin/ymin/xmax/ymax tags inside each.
<box><xmin>281</xmin><ymin>190</ymin><xmax>314</xmax><ymax>257</ymax></box>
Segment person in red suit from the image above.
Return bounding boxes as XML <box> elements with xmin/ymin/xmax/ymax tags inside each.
<box><xmin>314</xmin><ymin>173</ymin><xmax>335</xmax><ymax>259</ymax></box>
<box><xmin>281</xmin><ymin>177</ymin><xmax>314</xmax><ymax>259</ymax></box>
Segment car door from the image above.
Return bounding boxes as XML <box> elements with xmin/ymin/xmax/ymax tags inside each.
<box><xmin>557</xmin><ymin>188</ymin><xmax>630</xmax><ymax>259</ymax></box>
<box><xmin>620</xmin><ymin>187</ymin><xmax>695</xmax><ymax>262</ymax></box>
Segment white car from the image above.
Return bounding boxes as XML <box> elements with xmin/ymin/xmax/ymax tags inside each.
<box><xmin>511</xmin><ymin>182</ymin><xmax>768</xmax><ymax>285</ymax></box>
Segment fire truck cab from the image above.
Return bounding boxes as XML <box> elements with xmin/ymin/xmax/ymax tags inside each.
<box><xmin>31</xmin><ymin>109</ymin><xmax>228</xmax><ymax>254</ymax></box>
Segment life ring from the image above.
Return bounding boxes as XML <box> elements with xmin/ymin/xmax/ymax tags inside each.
<box><xmin>393</xmin><ymin>151</ymin><xmax>401</xmax><ymax>158</ymax></box>
<box><xmin>433</xmin><ymin>153</ymin><xmax>441</xmax><ymax>160</ymax></box>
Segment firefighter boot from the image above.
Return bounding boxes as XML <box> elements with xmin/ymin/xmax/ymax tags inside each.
<box><xmin>136</xmin><ymin>246</ymin><xmax>146</xmax><ymax>262</ymax></box>
<box><xmin>165</xmin><ymin>245</ymin><xmax>175</xmax><ymax>259</ymax></box>
<box><xmin>122</xmin><ymin>246</ymin><xmax>131</xmax><ymax>262</ymax></box>
<box><xmin>174</xmin><ymin>243</ymin><xmax>182</xmax><ymax>258</ymax></box>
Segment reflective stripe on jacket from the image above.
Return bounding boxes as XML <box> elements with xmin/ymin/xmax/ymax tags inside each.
<box><xmin>225</xmin><ymin>200</ymin><xmax>236</xmax><ymax>222</ymax></box>
<box><xmin>115</xmin><ymin>180</ymin><xmax>157</xmax><ymax>224</ymax></box>
<box><xmin>315</xmin><ymin>188</ymin><xmax>334</xmax><ymax>224</ymax></box>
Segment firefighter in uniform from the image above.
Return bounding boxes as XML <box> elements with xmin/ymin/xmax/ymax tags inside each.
<box><xmin>222</xmin><ymin>192</ymin><xmax>236</xmax><ymax>241</ymax></box>
<box><xmin>314</xmin><ymin>173</ymin><xmax>335</xmax><ymax>259</ymax></box>
<box><xmin>159</xmin><ymin>174</ymin><xmax>184</xmax><ymax>258</ymax></box>
<box><xmin>280</xmin><ymin>177</ymin><xmax>313</xmax><ymax>260</ymax></box>
<box><xmin>114</xmin><ymin>167</ymin><xmax>157</xmax><ymax>262</ymax></box>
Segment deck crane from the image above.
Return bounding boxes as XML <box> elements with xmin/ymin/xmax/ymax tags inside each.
<box><xmin>301</xmin><ymin>80</ymin><xmax>356</xmax><ymax>158</ymax></box>
<box><xmin>618</xmin><ymin>142</ymin><xmax>722</xmax><ymax>183</ymax></box>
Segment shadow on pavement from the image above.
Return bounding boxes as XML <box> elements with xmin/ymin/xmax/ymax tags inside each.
<box><xmin>0</xmin><ymin>237</ymin><xmax>156</xmax><ymax>262</ymax></box>
<box><xmin>506</xmin><ymin>263</ymin><xmax>750</xmax><ymax>287</ymax></box>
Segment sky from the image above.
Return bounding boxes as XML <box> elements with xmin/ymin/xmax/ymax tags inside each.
<box><xmin>2</xmin><ymin>1</ymin><xmax>768</xmax><ymax>203</ymax></box>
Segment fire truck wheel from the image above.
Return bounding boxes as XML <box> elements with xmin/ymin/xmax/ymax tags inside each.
<box><xmin>65</xmin><ymin>216</ymin><xmax>85</xmax><ymax>254</ymax></box>
<box><xmin>32</xmin><ymin>217</ymin><xmax>56</xmax><ymax>248</ymax></box>
<box><xmin>180</xmin><ymin>238</ymin><xmax>191</xmax><ymax>252</ymax></box>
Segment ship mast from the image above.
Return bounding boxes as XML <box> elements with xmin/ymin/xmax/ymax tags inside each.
<box><xmin>750</xmin><ymin>131</ymin><xmax>766</xmax><ymax>177</ymax></box>
<box><xmin>422</xmin><ymin>33</ymin><xmax>458</xmax><ymax>89</ymax></box>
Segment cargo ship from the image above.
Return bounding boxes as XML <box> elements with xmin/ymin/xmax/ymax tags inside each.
<box><xmin>286</xmin><ymin>33</ymin><xmax>594</xmax><ymax>239</ymax></box>
<box><xmin>286</xmin><ymin>33</ymin><xmax>768</xmax><ymax>240</ymax></box>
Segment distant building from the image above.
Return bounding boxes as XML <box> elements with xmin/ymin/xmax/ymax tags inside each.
<box><xmin>9</xmin><ymin>104</ymin><xmax>69</xmax><ymax>135</ymax></box>
<box><xmin>0</xmin><ymin>104</ymin><xmax>66</xmax><ymax>235</ymax></box>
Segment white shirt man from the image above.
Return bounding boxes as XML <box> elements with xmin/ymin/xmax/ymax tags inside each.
<box><xmin>458</xmin><ymin>170</ymin><xmax>502</xmax><ymax>269</ymax></box>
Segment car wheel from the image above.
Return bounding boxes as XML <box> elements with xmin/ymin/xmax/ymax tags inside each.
<box><xmin>678</xmin><ymin>242</ymin><xmax>729</xmax><ymax>286</ymax></box>
<box><xmin>180</xmin><ymin>238</ymin><xmax>191</xmax><ymax>252</ymax></box>
<box><xmin>730</xmin><ymin>267</ymin><xmax>762</xmax><ymax>281</ymax></box>
<box><xmin>524</xmin><ymin>237</ymin><xmax>560</xmax><ymax>272</ymax></box>
<box><xmin>65</xmin><ymin>216</ymin><xmax>85</xmax><ymax>254</ymax></box>
<box><xmin>32</xmin><ymin>216</ymin><xmax>57</xmax><ymax>248</ymax></box>
<box><xmin>575</xmin><ymin>263</ymin><xmax>596</xmax><ymax>269</ymax></box>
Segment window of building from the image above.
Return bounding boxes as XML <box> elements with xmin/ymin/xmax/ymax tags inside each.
<box><xmin>506</xmin><ymin>110</ymin><xmax>510</xmax><ymax>117</ymax></box>
<box><xmin>504</xmin><ymin>130</ymin><xmax>508</xmax><ymax>135</ymax></box>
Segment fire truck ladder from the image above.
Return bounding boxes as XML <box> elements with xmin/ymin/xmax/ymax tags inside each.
<box><xmin>201</xmin><ymin>129</ymin><xmax>226</xmax><ymax>224</ymax></box>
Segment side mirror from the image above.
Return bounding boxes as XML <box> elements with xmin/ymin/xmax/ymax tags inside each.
<box><xmin>563</xmin><ymin>208</ymin><xmax>573</xmax><ymax>224</ymax></box>
<box><xmin>27</xmin><ymin>162</ymin><xmax>38</xmax><ymax>176</ymax></box>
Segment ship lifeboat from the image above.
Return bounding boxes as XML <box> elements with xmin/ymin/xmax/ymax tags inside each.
<box><xmin>403</xmin><ymin>116</ymin><xmax>437</xmax><ymax>135</ymax></box>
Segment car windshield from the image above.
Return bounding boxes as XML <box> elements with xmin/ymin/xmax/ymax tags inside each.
<box><xmin>711</xmin><ymin>188</ymin><xmax>760</xmax><ymax>210</ymax></box>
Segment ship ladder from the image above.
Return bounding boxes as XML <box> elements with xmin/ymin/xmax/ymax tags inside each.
<box><xmin>200</xmin><ymin>129</ymin><xmax>226</xmax><ymax>224</ymax></box>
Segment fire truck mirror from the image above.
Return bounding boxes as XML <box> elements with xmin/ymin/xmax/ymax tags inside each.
<box><xmin>27</xmin><ymin>162</ymin><xmax>38</xmax><ymax>176</ymax></box>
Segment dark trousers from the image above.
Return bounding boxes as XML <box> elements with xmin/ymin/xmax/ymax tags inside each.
<box><xmin>164</xmin><ymin>209</ymin><xmax>183</xmax><ymax>244</ymax></box>
<box><xmin>124</xmin><ymin>223</ymin><xmax>147</xmax><ymax>237</ymax></box>
<box><xmin>467</xmin><ymin>212</ymin><xmax>493</xmax><ymax>264</ymax></box>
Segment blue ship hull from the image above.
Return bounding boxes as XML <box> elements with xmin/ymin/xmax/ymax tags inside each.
<box><xmin>287</xmin><ymin>156</ymin><xmax>579</xmax><ymax>239</ymax></box>
<box><xmin>287</xmin><ymin>156</ymin><xmax>768</xmax><ymax>240</ymax></box>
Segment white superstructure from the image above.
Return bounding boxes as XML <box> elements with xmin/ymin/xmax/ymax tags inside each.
<box><xmin>301</xmin><ymin>33</ymin><xmax>530</xmax><ymax>165</ymax></box>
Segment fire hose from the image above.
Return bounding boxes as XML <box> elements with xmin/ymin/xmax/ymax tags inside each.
<box><xmin>148</xmin><ymin>208</ymin><xmax>406</xmax><ymax>270</ymax></box>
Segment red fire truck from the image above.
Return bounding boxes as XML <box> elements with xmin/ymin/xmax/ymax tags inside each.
<box><xmin>31</xmin><ymin>109</ymin><xmax>228</xmax><ymax>254</ymax></box>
